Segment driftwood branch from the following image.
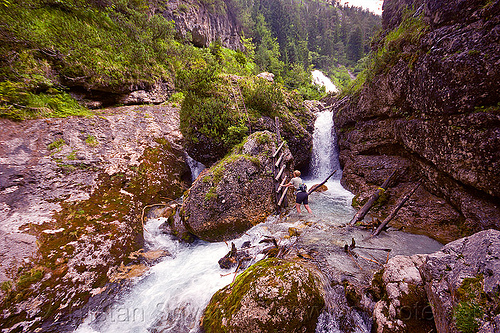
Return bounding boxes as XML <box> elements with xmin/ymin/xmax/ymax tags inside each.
<box><xmin>307</xmin><ymin>170</ymin><xmax>337</xmax><ymax>195</ymax></box>
<box><xmin>371</xmin><ymin>181</ymin><xmax>422</xmax><ymax>237</ymax></box>
<box><xmin>349</xmin><ymin>169</ymin><xmax>398</xmax><ymax>225</ymax></box>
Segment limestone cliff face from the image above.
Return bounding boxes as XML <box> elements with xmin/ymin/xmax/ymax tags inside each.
<box><xmin>334</xmin><ymin>0</ymin><xmax>500</xmax><ymax>242</ymax></box>
<box><xmin>161</xmin><ymin>0</ymin><xmax>242</xmax><ymax>49</ymax></box>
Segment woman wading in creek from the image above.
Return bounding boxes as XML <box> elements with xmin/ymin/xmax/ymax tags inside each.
<box><xmin>281</xmin><ymin>170</ymin><xmax>313</xmax><ymax>215</ymax></box>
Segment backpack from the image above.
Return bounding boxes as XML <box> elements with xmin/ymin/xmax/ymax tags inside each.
<box><xmin>298</xmin><ymin>183</ymin><xmax>307</xmax><ymax>192</ymax></box>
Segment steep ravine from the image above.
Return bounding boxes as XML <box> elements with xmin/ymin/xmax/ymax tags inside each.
<box><xmin>333</xmin><ymin>0</ymin><xmax>500</xmax><ymax>243</ymax></box>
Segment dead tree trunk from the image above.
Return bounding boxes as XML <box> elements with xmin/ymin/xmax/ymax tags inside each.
<box><xmin>349</xmin><ymin>170</ymin><xmax>398</xmax><ymax>225</ymax></box>
<box><xmin>307</xmin><ymin>170</ymin><xmax>337</xmax><ymax>195</ymax></box>
<box><xmin>372</xmin><ymin>181</ymin><xmax>421</xmax><ymax>237</ymax></box>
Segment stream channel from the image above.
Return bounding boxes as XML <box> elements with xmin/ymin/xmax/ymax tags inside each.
<box><xmin>75</xmin><ymin>108</ymin><xmax>443</xmax><ymax>332</ymax></box>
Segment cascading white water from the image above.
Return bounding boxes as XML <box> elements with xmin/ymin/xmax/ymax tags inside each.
<box><xmin>308</xmin><ymin>111</ymin><xmax>340</xmax><ymax>180</ymax></box>
<box><xmin>312</xmin><ymin>70</ymin><xmax>339</xmax><ymax>94</ymax></box>
<box><xmin>74</xmin><ymin>218</ymin><xmax>291</xmax><ymax>333</ymax></box>
<box><xmin>185</xmin><ymin>154</ymin><xmax>206</xmax><ymax>182</ymax></box>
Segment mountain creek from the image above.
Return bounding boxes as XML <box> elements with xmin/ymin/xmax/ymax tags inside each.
<box><xmin>1</xmin><ymin>0</ymin><xmax>500</xmax><ymax>332</ymax></box>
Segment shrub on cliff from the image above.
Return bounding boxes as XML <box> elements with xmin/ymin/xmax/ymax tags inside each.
<box><xmin>342</xmin><ymin>7</ymin><xmax>428</xmax><ymax>98</ymax></box>
<box><xmin>179</xmin><ymin>66</ymin><xmax>314</xmax><ymax>166</ymax></box>
<box><xmin>0</xmin><ymin>0</ymin><xmax>180</xmax><ymax>119</ymax></box>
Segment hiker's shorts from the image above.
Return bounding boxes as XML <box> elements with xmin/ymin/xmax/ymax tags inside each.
<box><xmin>296</xmin><ymin>191</ymin><xmax>308</xmax><ymax>205</ymax></box>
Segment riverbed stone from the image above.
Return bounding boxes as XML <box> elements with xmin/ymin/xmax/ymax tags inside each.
<box><xmin>419</xmin><ymin>229</ymin><xmax>500</xmax><ymax>333</ymax></box>
<box><xmin>202</xmin><ymin>258</ymin><xmax>325</xmax><ymax>333</ymax></box>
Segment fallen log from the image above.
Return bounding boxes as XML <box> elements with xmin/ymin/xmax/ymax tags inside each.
<box><xmin>307</xmin><ymin>170</ymin><xmax>337</xmax><ymax>195</ymax></box>
<box><xmin>371</xmin><ymin>181</ymin><xmax>422</xmax><ymax>237</ymax></box>
<box><xmin>349</xmin><ymin>169</ymin><xmax>398</xmax><ymax>225</ymax></box>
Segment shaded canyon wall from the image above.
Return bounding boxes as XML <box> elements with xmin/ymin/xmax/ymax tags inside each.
<box><xmin>334</xmin><ymin>0</ymin><xmax>500</xmax><ymax>242</ymax></box>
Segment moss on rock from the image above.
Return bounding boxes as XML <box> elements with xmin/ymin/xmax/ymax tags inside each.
<box><xmin>203</xmin><ymin>258</ymin><xmax>325</xmax><ymax>333</ymax></box>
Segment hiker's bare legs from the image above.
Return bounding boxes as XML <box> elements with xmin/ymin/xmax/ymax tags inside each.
<box><xmin>295</xmin><ymin>203</ymin><xmax>302</xmax><ymax>213</ymax></box>
<box><xmin>304</xmin><ymin>204</ymin><xmax>313</xmax><ymax>214</ymax></box>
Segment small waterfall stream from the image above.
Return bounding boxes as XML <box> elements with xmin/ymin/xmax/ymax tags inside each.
<box><xmin>308</xmin><ymin>110</ymin><xmax>340</xmax><ymax>180</ymax></box>
<box><xmin>75</xmin><ymin>110</ymin><xmax>442</xmax><ymax>333</ymax></box>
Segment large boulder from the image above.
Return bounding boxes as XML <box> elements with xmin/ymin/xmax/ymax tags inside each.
<box><xmin>372</xmin><ymin>255</ymin><xmax>435</xmax><ymax>333</ymax></box>
<box><xmin>419</xmin><ymin>229</ymin><xmax>500</xmax><ymax>333</ymax></box>
<box><xmin>181</xmin><ymin>131</ymin><xmax>293</xmax><ymax>242</ymax></box>
<box><xmin>202</xmin><ymin>258</ymin><xmax>325</xmax><ymax>333</ymax></box>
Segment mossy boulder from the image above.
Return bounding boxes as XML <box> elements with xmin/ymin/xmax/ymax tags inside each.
<box><xmin>181</xmin><ymin>131</ymin><xmax>293</xmax><ymax>242</ymax></box>
<box><xmin>202</xmin><ymin>258</ymin><xmax>325</xmax><ymax>333</ymax></box>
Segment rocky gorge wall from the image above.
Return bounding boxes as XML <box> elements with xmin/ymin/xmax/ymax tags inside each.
<box><xmin>0</xmin><ymin>105</ymin><xmax>191</xmax><ymax>332</ymax></box>
<box><xmin>161</xmin><ymin>0</ymin><xmax>242</xmax><ymax>49</ymax></box>
<box><xmin>334</xmin><ymin>0</ymin><xmax>500</xmax><ymax>243</ymax></box>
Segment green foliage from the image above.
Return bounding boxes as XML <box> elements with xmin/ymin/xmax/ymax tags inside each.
<box><xmin>0</xmin><ymin>0</ymin><xmax>180</xmax><ymax>119</ymax></box>
<box><xmin>85</xmin><ymin>135</ymin><xmax>99</xmax><ymax>147</ymax></box>
<box><xmin>47</xmin><ymin>138</ymin><xmax>66</xmax><ymax>151</ymax></box>
<box><xmin>200</xmin><ymin>0</ymin><xmax>226</xmax><ymax>15</ymax></box>
<box><xmin>205</xmin><ymin>186</ymin><xmax>218</xmax><ymax>201</ymax></box>
<box><xmin>453</xmin><ymin>301</ymin><xmax>483</xmax><ymax>333</ymax></box>
<box><xmin>1</xmin><ymin>281</ymin><xmax>13</xmax><ymax>293</ymax></box>
<box><xmin>228</xmin><ymin>0</ymin><xmax>380</xmax><ymax>97</ymax></box>
<box><xmin>17</xmin><ymin>268</ymin><xmax>44</xmax><ymax>289</ymax></box>
<box><xmin>244</xmin><ymin>79</ymin><xmax>285</xmax><ymax>117</ymax></box>
<box><xmin>67</xmin><ymin>150</ymin><xmax>77</xmax><ymax>160</ymax></box>
<box><xmin>0</xmin><ymin>81</ymin><xmax>91</xmax><ymax>120</ymax></box>
<box><xmin>341</xmin><ymin>8</ymin><xmax>428</xmax><ymax>97</ymax></box>
<box><xmin>224</xmin><ymin>122</ymin><xmax>249</xmax><ymax>147</ymax></box>
<box><xmin>326</xmin><ymin>65</ymin><xmax>353</xmax><ymax>91</ymax></box>
<box><xmin>452</xmin><ymin>275</ymin><xmax>490</xmax><ymax>333</ymax></box>
<box><xmin>168</xmin><ymin>92</ymin><xmax>185</xmax><ymax>107</ymax></box>
<box><xmin>283</xmin><ymin>63</ymin><xmax>325</xmax><ymax>100</ymax></box>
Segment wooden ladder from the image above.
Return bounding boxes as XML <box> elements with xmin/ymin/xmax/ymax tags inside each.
<box><xmin>272</xmin><ymin>117</ymin><xmax>288</xmax><ymax>213</ymax></box>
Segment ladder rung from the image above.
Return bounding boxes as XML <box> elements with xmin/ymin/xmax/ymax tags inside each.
<box><xmin>275</xmin><ymin>165</ymin><xmax>286</xmax><ymax>181</ymax></box>
<box><xmin>272</xmin><ymin>142</ymin><xmax>285</xmax><ymax>158</ymax></box>
<box><xmin>276</xmin><ymin>176</ymin><xmax>288</xmax><ymax>193</ymax></box>
<box><xmin>274</xmin><ymin>152</ymin><xmax>284</xmax><ymax>168</ymax></box>
<box><xmin>277</xmin><ymin>187</ymin><xmax>289</xmax><ymax>206</ymax></box>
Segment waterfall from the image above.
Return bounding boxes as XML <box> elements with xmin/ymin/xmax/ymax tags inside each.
<box><xmin>312</xmin><ymin>70</ymin><xmax>339</xmax><ymax>94</ymax></box>
<box><xmin>185</xmin><ymin>154</ymin><xmax>205</xmax><ymax>182</ymax></box>
<box><xmin>308</xmin><ymin>110</ymin><xmax>341</xmax><ymax>181</ymax></box>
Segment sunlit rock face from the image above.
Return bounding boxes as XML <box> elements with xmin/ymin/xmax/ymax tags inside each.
<box><xmin>0</xmin><ymin>105</ymin><xmax>191</xmax><ymax>332</ymax></box>
<box><xmin>160</xmin><ymin>0</ymin><xmax>243</xmax><ymax>49</ymax></box>
<box><xmin>333</xmin><ymin>0</ymin><xmax>500</xmax><ymax>242</ymax></box>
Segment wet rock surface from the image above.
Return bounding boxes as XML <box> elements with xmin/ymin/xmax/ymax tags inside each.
<box><xmin>420</xmin><ymin>229</ymin><xmax>500</xmax><ymax>333</ymax></box>
<box><xmin>202</xmin><ymin>258</ymin><xmax>325</xmax><ymax>333</ymax></box>
<box><xmin>334</xmin><ymin>0</ymin><xmax>500</xmax><ymax>242</ymax></box>
<box><xmin>181</xmin><ymin>131</ymin><xmax>294</xmax><ymax>242</ymax></box>
<box><xmin>0</xmin><ymin>105</ymin><xmax>190</xmax><ymax>332</ymax></box>
<box><xmin>372</xmin><ymin>255</ymin><xmax>435</xmax><ymax>333</ymax></box>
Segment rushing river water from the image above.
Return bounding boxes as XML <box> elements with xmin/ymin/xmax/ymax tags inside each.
<box><xmin>75</xmin><ymin>111</ymin><xmax>442</xmax><ymax>333</ymax></box>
